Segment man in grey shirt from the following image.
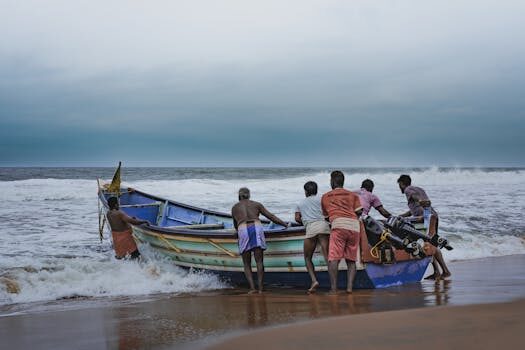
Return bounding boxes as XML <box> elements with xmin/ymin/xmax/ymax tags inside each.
<box><xmin>398</xmin><ymin>174</ymin><xmax>451</xmax><ymax>280</ymax></box>
<box><xmin>295</xmin><ymin>181</ymin><xmax>330</xmax><ymax>293</ymax></box>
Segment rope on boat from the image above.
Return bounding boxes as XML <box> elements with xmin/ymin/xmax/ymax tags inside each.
<box><xmin>369</xmin><ymin>230</ymin><xmax>391</xmax><ymax>259</ymax></box>
<box><xmin>157</xmin><ymin>235</ymin><xmax>183</xmax><ymax>253</ymax></box>
<box><xmin>97</xmin><ymin>179</ymin><xmax>106</xmax><ymax>243</ymax></box>
<box><xmin>206</xmin><ymin>239</ymin><xmax>238</xmax><ymax>257</ymax></box>
<box><xmin>99</xmin><ymin>214</ymin><xmax>106</xmax><ymax>243</ymax></box>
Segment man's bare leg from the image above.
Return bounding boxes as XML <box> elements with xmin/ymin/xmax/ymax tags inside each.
<box><xmin>304</xmin><ymin>236</ymin><xmax>319</xmax><ymax>293</ymax></box>
<box><xmin>434</xmin><ymin>249</ymin><xmax>451</xmax><ymax>278</ymax></box>
<box><xmin>345</xmin><ymin>259</ymin><xmax>356</xmax><ymax>293</ymax></box>
<box><xmin>242</xmin><ymin>251</ymin><xmax>256</xmax><ymax>293</ymax></box>
<box><xmin>328</xmin><ymin>260</ymin><xmax>339</xmax><ymax>294</ymax></box>
<box><xmin>318</xmin><ymin>235</ymin><xmax>329</xmax><ymax>264</ymax></box>
<box><xmin>425</xmin><ymin>258</ymin><xmax>442</xmax><ymax>280</ymax></box>
<box><xmin>253</xmin><ymin>247</ymin><xmax>265</xmax><ymax>293</ymax></box>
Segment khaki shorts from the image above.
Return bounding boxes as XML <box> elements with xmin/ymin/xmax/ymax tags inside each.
<box><xmin>305</xmin><ymin>220</ymin><xmax>331</xmax><ymax>239</ymax></box>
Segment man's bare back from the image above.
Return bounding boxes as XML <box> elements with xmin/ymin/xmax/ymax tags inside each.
<box><xmin>107</xmin><ymin>209</ymin><xmax>148</xmax><ymax>232</ymax></box>
<box><xmin>231</xmin><ymin>199</ymin><xmax>286</xmax><ymax>229</ymax></box>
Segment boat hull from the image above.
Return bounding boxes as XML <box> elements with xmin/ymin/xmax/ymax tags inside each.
<box><xmin>198</xmin><ymin>257</ymin><xmax>430</xmax><ymax>289</ymax></box>
<box><xmin>131</xmin><ymin>224</ymin><xmax>431</xmax><ymax>289</ymax></box>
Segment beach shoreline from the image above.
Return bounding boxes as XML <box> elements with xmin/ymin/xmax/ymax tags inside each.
<box><xmin>1</xmin><ymin>254</ymin><xmax>524</xmax><ymax>349</ymax></box>
<box><xmin>204</xmin><ymin>297</ymin><xmax>525</xmax><ymax>350</ymax></box>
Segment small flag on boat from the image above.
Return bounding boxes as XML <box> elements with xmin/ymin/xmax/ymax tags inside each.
<box><xmin>107</xmin><ymin>161</ymin><xmax>122</xmax><ymax>194</ymax></box>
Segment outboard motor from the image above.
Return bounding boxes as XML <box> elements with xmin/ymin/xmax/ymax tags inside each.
<box><xmin>385</xmin><ymin>216</ymin><xmax>453</xmax><ymax>251</ymax></box>
<box><xmin>362</xmin><ymin>216</ymin><xmax>427</xmax><ymax>259</ymax></box>
<box><xmin>362</xmin><ymin>215</ymin><xmax>385</xmax><ymax>246</ymax></box>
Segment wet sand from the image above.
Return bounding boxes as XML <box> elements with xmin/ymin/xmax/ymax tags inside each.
<box><xmin>206</xmin><ymin>298</ymin><xmax>525</xmax><ymax>350</ymax></box>
<box><xmin>1</xmin><ymin>254</ymin><xmax>525</xmax><ymax>349</ymax></box>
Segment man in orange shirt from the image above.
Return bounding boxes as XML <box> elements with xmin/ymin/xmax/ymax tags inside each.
<box><xmin>321</xmin><ymin>171</ymin><xmax>363</xmax><ymax>294</ymax></box>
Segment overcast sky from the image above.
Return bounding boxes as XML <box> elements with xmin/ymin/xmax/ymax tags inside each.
<box><xmin>1</xmin><ymin>0</ymin><xmax>524</xmax><ymax>167</ymax></box>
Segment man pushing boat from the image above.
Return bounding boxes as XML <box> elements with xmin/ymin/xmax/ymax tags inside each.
<box><xmin>232</xmin><ymin>188</ymin><xmax>288</xmax><ymax>294</ymax></box>
<box><xmin>322</xmin><ymin>171</ymin><xmax>363</xmax><ymax>294</ymax></box>
<box><xmin>295</xmin><ymin>181</ymin><xmax>330</xmax><ymax>294</ymax></box>
<box><xmin>107</xmin><ymin>196</ymin><xmax>149</xmax><ymax>260</ymax></box>
<box><xmin>397</xmin><ymin>175</ymin><xmax>451</xmax><ymax>280</ymax></box>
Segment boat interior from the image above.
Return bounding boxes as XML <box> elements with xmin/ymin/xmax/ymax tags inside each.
<box><xmin>99</xmin><ymin>187</ymin><xmax>290</xmax><ymax>233</ymax></box>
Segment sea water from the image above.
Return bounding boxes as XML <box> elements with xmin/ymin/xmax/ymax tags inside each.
<box><xmin>0</xmin><ymin>167</ymin><xmax>524</xmax><ymax>312</ymax></box>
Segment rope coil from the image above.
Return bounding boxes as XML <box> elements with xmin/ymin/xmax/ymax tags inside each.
<box><xmin>370</xmin><ymin>230</ymin><xmax>391</xmax><ymax>259</ymax></box>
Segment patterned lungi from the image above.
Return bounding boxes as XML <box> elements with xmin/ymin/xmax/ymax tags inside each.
<box><xmin>111</xmin><ymin>228</ymin><xmax>138</xmax><ymax>259</ymax></box>
<box><xmin>237</xmin><ymin>220</ymin><xmax>266</xmax><ymax>254</ymax></box>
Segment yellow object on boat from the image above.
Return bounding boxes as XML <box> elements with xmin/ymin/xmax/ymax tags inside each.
<box><xmin>107</xmin><ymin>162</ymin><xmax>121</xmax><ymax>194</ymax></box>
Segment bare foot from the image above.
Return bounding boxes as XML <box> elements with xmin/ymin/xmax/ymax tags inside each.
<box><xmin>327</xmin><ymin>290</ymin><xmax>339</xmax><ymax>295</ymax></box>
<box><xmin>258</xmin><ymin>289</ymin><xmax>264</xmax><ymax>294</ymax></box>
<box><xmin>442</xmin><ymin>271</ymin><xmax>451</xmax><ymax>278</ymax></box>
<box><xmin>247</xmin><ymin>289</ymin><xmax>257</xmax><ymax>294</ymax></box>
<box><xmin>424</xmin><ymin>273</ymin><xmax>439</xmax><ymax>280</ymax></box>
<box><xmin>346</xmin><ymin>289</ymin><xmax>353</xmax><ymax>294</ymax></box>
<box><xmin>307</xmin><ymin>281</ymin><xmax>319</xmax><ymax>294</ymax></box>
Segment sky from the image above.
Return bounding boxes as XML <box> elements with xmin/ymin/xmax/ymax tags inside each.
<box><xmin>0</xmin><ymin>0</ymin><xmax>524</xmax><ymax>167</ymax></box>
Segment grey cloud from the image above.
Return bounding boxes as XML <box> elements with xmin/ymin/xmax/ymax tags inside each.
<box><xmin>1</xmin><ymin>1</ymin><xmax>524</xmax><ymax>166</ymax></box>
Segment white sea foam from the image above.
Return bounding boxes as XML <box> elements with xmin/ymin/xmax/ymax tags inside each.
<box><xmin>0</xmin><ymin>245</ymin><xmax>226</xmax><ymax>306</ymax></box>
<box><xmin>0</xmin><ymin>168</ymin><xmax>524</xmax><ymax>307</ymax></box>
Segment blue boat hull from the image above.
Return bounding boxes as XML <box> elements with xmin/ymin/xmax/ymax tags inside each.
<box><xmin>194</xmin><ymin>257</ymin><xmax>430</xmax><ymax>289</ymax></box>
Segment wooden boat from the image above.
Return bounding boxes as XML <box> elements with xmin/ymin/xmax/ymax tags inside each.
<box><xmin>97</xmin><ymin>178</ymin><xmax>433</xmax><ymax>290</ymax></box>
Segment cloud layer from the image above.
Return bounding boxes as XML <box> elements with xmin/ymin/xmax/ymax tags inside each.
<box><xmin>1</xmin><ymin>1</ymin><xmax>524</xmax><ymax>166</ymax></box>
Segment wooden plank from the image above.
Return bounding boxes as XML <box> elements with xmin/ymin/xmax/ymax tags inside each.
<box><xmin>164</xmin><ymin>223</ymin><xmax>225</xmax><ymax>230</ymax></box>
<box><xmin>120</xmin><ymin>202</ymin><xmax>162</xmax><ymax>208</ymax></box>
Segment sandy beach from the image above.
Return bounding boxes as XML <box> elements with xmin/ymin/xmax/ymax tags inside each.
<box><xmin>1</xmin><ymin>254</ymin><xmax>525</xmax><ymax>349</ymax></box>
<box><xmin>206</xmin><ymin>298</ymin><xmax>525</xmax><ymax>350</ymax></box>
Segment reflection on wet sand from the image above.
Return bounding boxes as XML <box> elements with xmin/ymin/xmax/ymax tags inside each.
<box><xmin>97</xmin><ymin>284</ymin><xmax>438</xmax><ymax>349</ymax></box>
<box><xmin>431</xmin><ymin>279</ymin><xmax>452</xmax><ymax>306</ymax></box>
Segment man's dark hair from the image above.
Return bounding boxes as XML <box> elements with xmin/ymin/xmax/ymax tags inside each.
<box><xmin>330</xmin><ymin>170</ymin><xmax>345</xmax><ymax>188</ymax></box>
<box><xmin>238</xmin><ymin>187</ymin><xmax>250</xmax><ymax>200</ymax></box>
<box><xmin>361</xmin><ymin>179</ymin><xmax>374</xmax><ymax>192</ymax></box>
<box><xmin>304</xmin><ymin>181</ymin><xmax>318</xmax><ymax>196</ymax></box>
<box><xmin>397</xmin><ymin>174</ymin><xmax>412</xmax><ymax>186</ymax></box>
<box><xmin>108</xmin><ymin>196</ymin><xmax>119</xmax><ymax>209</ymax></box>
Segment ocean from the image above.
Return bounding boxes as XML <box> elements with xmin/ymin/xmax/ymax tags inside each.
<box><xmin>1</xmin><ymin>167</ymin><xmax>524</xmax><ymax>314</ymax></box>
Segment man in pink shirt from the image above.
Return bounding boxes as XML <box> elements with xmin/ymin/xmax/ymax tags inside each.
<box><xmin>355</xmin><ymin>179</ymin><xmax>391</xmax><ymax>219</ymax></box>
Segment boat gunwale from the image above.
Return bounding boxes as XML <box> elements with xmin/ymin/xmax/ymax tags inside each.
<box><xmin>98</xmin><ymin>182</ymin><xmax>306</xmax><ymax>239</ymax></box>
<box><xmin>135</xmin><ymin>223</ymin><xmax>307</xmax><ymax>239</ymax></box>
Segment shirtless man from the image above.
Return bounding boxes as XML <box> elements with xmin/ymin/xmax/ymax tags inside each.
<box><xmin>397</xmin><ymin>175</ymin><xmax>451</xmax><ymax>279</ymax></box>
<box><xmin>321</xmin><ymin>171</ymin><xmax>363</xmax><ymax>294</ymax></box>
<box><xmin>231</xmin><ymin>188</ymin><xmax>287</xmax><ymax>294</ymax></box>
<box><xmin>295</xmin><ymin>181</ymin><xmax>330</xmax><ymax>293</ymax></box>
<box><xmin>106</xmin><ymin>196</ymin><xmax>149</xmax><ymax>260</ymax></box>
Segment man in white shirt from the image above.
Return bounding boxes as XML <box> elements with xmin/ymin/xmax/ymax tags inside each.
<box><xmin>295</xmin><ymin>181</ymin><xmax>330</xmax><ymax>293</ymax></box>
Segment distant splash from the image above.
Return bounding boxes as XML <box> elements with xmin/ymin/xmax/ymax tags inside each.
<box><xmin>1</xmin><ymin>166</ymin><xmax>523</xmax><ymax>182</ymax></box>
<box><xmin>0</xmin><ymin>167</ymin><xmax>524</xmax><ymax>307</ymax></box>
